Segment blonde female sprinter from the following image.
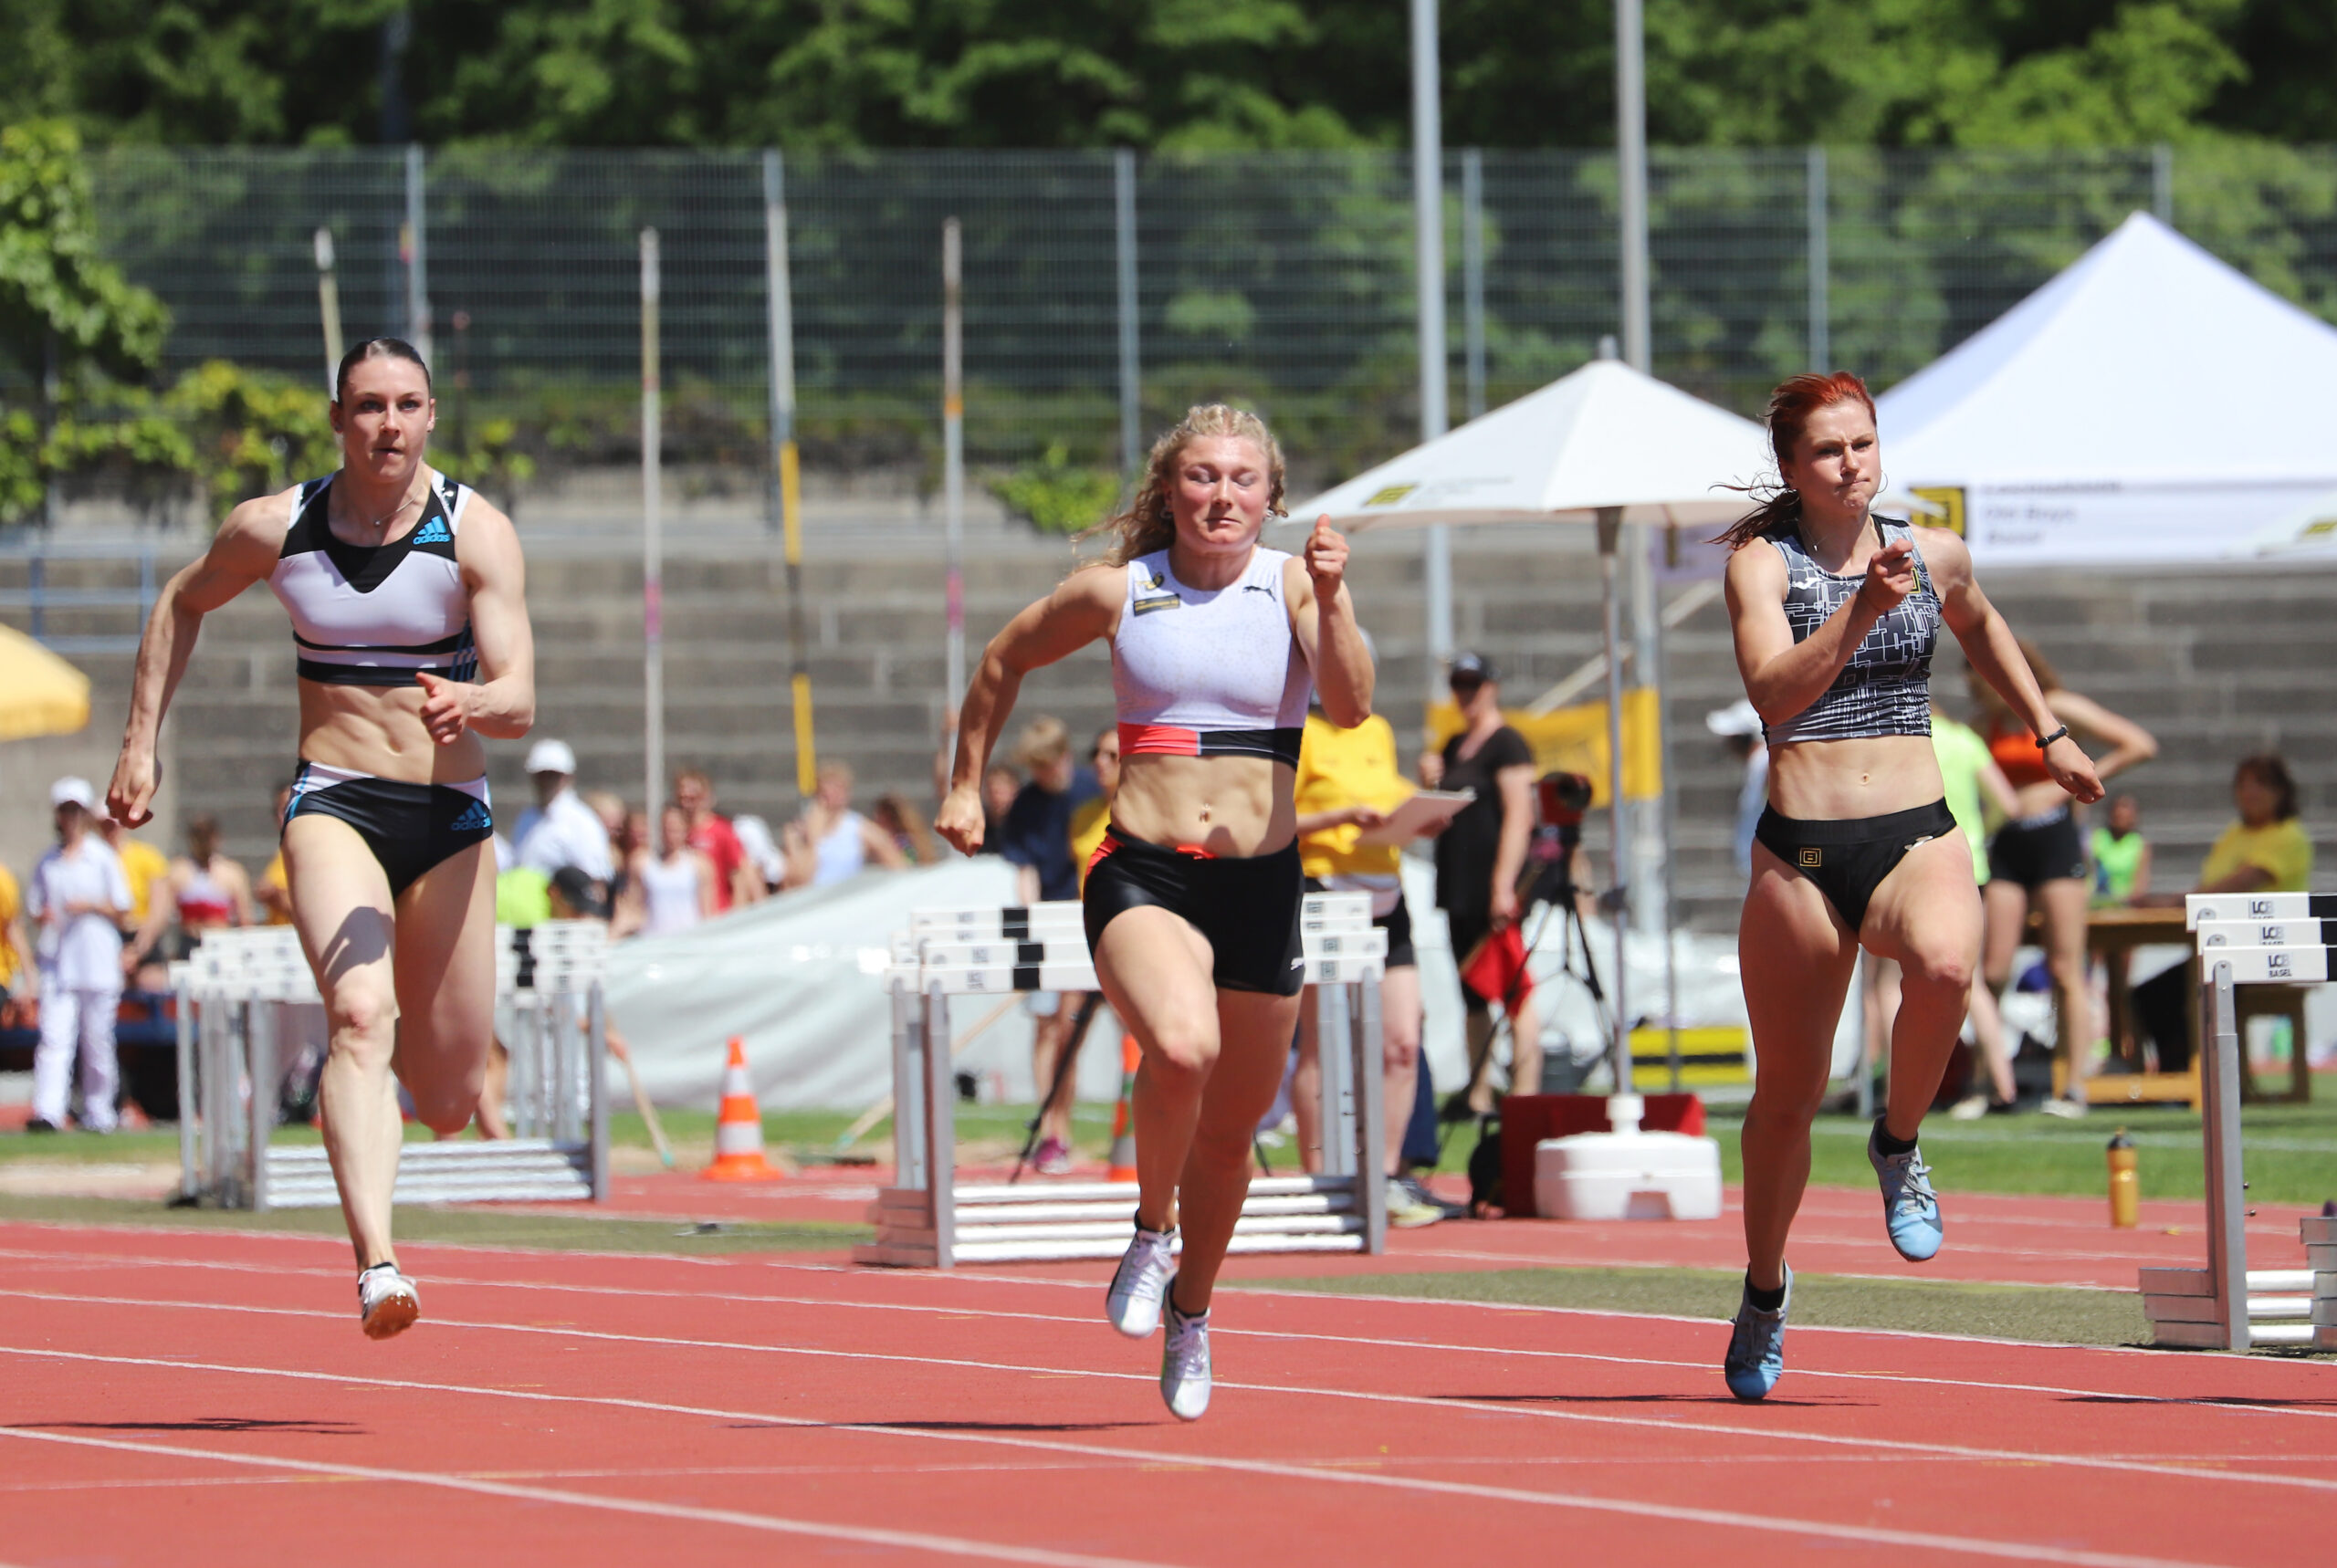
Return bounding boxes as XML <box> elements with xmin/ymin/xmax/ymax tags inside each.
<box><xmin>110</xmin><ymin>339</ymin><xmax>533</xmax><ymax>1339</ymax></box>
<box><xmin>937</xmin><ymin>404</ymin><xmax>1371</xmax><ymax>1421</ymax></box>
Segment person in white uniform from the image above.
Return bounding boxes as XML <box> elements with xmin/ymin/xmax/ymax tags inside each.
<box><xmin>109</xmin><ymin>338</ymin><xmax>535</xmax><ymax>1340</ymax></box>
<box><xmin>512</xmin><ymin>738</ymin><xmax>613</xmax><ymax>886</ymax></box>
<box><xmin>25</xmin><ymin>778</ymin><xmax>132</xmax><ymax>1133</ymax></box>
<box><xmin>937</xmin><ymin>403</ymin><xmax>1373</xmax><ymax>1422</ymax></box>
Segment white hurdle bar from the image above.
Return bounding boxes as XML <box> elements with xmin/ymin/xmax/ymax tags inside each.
<box><xmin>172</xmin><ymin>922</ymin><xmax>611</xmax><ymax>1210</ymax></box>
<box><xmin>2140</xmin><ymin>895</ymin><xmax>2337</xmax><ymax>1350</ymax></box>
<box><xmin>859</xmin><ymin>892</ymin><xmax>1388</xmax><ymax>1268</ymax></box>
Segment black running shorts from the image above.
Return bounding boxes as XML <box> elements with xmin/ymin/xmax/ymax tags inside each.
<box><xmin>283</xmin><ymin>762</ymin><xmax>495</xmax><ymax>897</ymax></box>
<box><xmin>1755</xmin><ymin>799</ymin><xmax>1959</xmax><ymax>935</ymax></box>
<box><xmin>1986</xmin><ymin>802</ymin><xmax>2087</xmax><ymax>890</ymax></box>
<box><xmin>1085</xmin><ymin>826</ymin><xmax>1305</xmax><ymax>996</ymax></box>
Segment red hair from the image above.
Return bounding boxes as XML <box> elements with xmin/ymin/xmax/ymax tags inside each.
<box><xmin>1713</xmin><ymin>371</ymin><xmax>1878</xmax><ymax>550</ymax></box>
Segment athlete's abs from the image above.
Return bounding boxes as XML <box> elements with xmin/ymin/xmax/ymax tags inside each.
<box><xmin>294</xmin><ymin>684</ymin><xmax>485</xmax><ymax>785</ymax></box>
<box><xmin>1766</xmin><ymin>733</ymin><xmax>1944</xmax><ymax>821</ymax></box>
<box><xmin>1109</xmin><ymin>753</ymin><xmax>1296</xmax><ymax>858</ymax></box>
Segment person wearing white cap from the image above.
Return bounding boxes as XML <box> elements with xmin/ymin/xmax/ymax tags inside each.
<box><xmin>107</xmin><ymin>337</ymin><xmax>536</xmax><ymax>1341</ymax></box>
<box><xmin>24</xmin><ymin>779</ymin><xmax>131</xmax><ymax>1133</ymax></box>
<box><xmin>512</xmin><ymin>737</ymin><xmax>613</xmax><ymax>886</ymax></box>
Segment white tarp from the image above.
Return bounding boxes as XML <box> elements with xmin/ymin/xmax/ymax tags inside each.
<box><xmin>1877</xmin><ymin>212</ymin><xmax>2337</xmax><ymax>566</ymax></box>
<box><xmin>603</xmin><ymin>845</ymin><xmax>1778</xmax><ymax>1114</ymax></box>
<box><xmin>606</xmin><ymin>856</ymin><xmax>1111</xmax><ymax>1113</ymax></box>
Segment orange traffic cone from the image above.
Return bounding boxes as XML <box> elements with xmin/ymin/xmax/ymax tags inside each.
<box><xmin>702</xmin><ymin>1036</ymin><xmax>782</xmax><ymax>1181</ymax></box>
<box><xmin>1106</xmin><ymin>1033</ymin><xmax>1139</xmax><ymax>1183</ymax></box>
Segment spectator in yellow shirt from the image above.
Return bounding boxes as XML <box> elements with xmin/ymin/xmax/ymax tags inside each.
<box><xmin>1289</xmin><ymin>699</ymin><xmax>1444</xmax><ymax>1225</ymax></box>
<box><xmin>0</xmin><ymin>862</ymin><xmax>31</xmax><ymax>1009</ymax></box>
<box><xmin>97</xmin><ymin>812</ymin><xmax>173</xmax><ymax>989</ymax></box>
<box><xmin>2133</xmin><ymin>753</ymin><xmax>2313</xmax><ymax>1074</ymax></box>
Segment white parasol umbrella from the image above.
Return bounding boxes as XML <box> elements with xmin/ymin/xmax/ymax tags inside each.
<box><xmin>1292</xmin><ymin>358</ymin><xmax>1770</xmax><ymax>1134</ymax></box>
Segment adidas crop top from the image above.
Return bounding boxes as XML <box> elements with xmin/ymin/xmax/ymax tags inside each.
<box><xmin>270</xmin><ymin>471</ymin><xmax>478</xmax><ymax>688</ymax></box>
<box><xmin>1111</xmin><ymin>546</ymin><xmax>1312</xmax><ymax>767</ymax></box>
<box><xmin>1761</xmin><ymin>516</ymin><xmax>1938</xmax><ymax>747</ymax></box>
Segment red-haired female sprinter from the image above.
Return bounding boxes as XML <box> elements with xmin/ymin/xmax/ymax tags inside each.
<box><xmin>1717</xmin><ymin>372</ymin><xmax>2101</xmax><ymax>1398</ymax></box>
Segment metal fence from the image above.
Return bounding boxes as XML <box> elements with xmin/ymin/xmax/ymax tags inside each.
<box><xmin>84</xmin><ymin>143</ymin><xmax>2337</xmax><ymax>490</ymax></box>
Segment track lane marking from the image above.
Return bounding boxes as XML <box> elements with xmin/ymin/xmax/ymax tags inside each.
<box><xmin>1</xmin><ymin>1247</ymin><xmax>2330</xmax><ymax>1423</ymax></box>
<box><xmin>0</xmin><ymin>1344</ymin><xmax>2253</xmax><ymax>1568</ymax></box>
<box><xmin>3</xmin><ymin>1290</ymin><xmax>2332</xmax><ymax>1500</ymax></box>
<box><xmin>0</xmin><ymin>1426</ymin><xmax>1178</xmax><ymax>1568</ymax></box>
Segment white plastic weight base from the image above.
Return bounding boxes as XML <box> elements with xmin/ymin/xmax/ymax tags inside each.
<box><xmin>1535</xmin><ymin>1131</ymin><xmax>1724</xmax><ymax>1221</ymax></box>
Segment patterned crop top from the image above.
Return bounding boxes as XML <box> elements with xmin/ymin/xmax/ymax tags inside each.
<box><xmin>1110</xmin><ymin>546</ymin><xmax>1312</xmax><ymax>767</ymax></box>
<box><xmin>269</xmin><ymin>471</ymin><xmax>477</xmax><ymax>688</ymax></box>
<box><xmin>1761</xmin><ymin>516</ymin><xmax>1938</xmax><ymax>747</ymax></box>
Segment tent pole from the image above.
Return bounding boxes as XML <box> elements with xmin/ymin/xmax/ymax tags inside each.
<box><xmin>1597</xmin><ymin>507</ymin><xmax>1636</xmax><ymax>1133</ymax></box>
<box><xmin>1411</xmin><ymin>0</ymin><xmax>1453</xmax><ymax>706</ymax></box>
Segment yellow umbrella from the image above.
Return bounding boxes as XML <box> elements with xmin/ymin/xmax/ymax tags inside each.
<box><xmin>0</xmin><ymin>622</ymin><xmax>91</xmax><ymax>740</ymax></box>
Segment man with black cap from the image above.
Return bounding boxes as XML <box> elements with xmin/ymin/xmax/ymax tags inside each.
<box><xmin>1424</xmin><ymin>654</ymin><xmax>1542</xmax><ymax>1114</ymax></box>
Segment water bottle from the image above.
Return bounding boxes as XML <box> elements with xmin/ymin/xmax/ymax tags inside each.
<box><xmin>2107</xmin><ymin>1128</ymin><xmax>2139</xmax><ymax>1229</ymax></box>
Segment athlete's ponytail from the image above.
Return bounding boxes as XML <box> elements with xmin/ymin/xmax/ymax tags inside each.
<box><xmin>1087</xmin><ymin>404</ymin><xmax>1287</xmax><ymax>568</ymax></box>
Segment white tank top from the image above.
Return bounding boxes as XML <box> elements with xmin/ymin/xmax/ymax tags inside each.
<box><xmin>1110</xmin><ymin>546</ymin><xmax>1311</xmax><ymax>766</ymax></box>
<box><xmin>811</xmin><ymin>810</ymin><xmax>867</xmax><ymax>886</ymax></box>
<box><xmin>637</xmin><ymin>851</ymin><xmax>704</xmax><ymax>936</ymax></box>
<box><xmin>270</xmin><ymin>470</ymin><xmax>477</xmax><ymax>687</ymax></box>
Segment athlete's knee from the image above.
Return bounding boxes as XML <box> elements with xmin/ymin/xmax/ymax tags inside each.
<box><xmin>411</xmin><ymin>1082</ymin><xmax>482</xmax><ymax>1137</ymax></box>
<box><xmin>1381</xmin><ymin>1030</ymin><xmax>1420</xmax><ymax>1075</ymax></box>
<box><xmin>325</xmin><ymin>986</ymin><xmax>397</xmax><ymax>1058</ymax></box>
<box><xmin>1143</xmin><ymin>1023</ymin><xmax>1219</xmax><ymax>1082</ymax></box>
<box><xmin>1902</xmin><ymin>940</ymin><xmax>1976</xmax><ymax>996</ymax></box>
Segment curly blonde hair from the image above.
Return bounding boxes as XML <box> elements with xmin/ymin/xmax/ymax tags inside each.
<box><xmin>1085</xmin><ymin>404</ymin><xmax>1287</xmax><ymax>567</ymax></box>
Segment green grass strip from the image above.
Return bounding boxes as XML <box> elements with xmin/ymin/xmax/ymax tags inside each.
<box><xmin>1240</xmin><ymin>1264</ymin><xmax>2158</xmax><ymax>1347</ymax></box>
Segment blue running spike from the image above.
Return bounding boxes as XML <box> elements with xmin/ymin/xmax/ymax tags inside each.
<box><xmin>1869</xmin><ymin>1124</ymin><xmax>1944</xmax><ymax>1261</ymax></box>
<box><xmin>1723</xmin><ymin>1266</ymin><xmax>1790</xmax><ymax>1401</ymax></box>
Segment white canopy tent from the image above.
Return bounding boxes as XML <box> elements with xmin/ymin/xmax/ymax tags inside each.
<box><xmin>1877</xmin><ymin>212</ymin><xmax>2337</xmax><ymax>567</ymax></box>
<box><xmin>1294</xmin><ymin>357</ymin><xmax>1773</xmax><ymax>1127</ymax></box>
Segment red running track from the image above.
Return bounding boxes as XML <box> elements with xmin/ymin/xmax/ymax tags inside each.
<box><xmin>1</xmin><ymin>1221</ymin><xmax>2333</xmax><ymax>1565</ymax></box>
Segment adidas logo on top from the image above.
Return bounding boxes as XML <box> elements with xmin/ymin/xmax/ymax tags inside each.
<box><xmin>449</xmin><ymin>800</ymin><xmax>492</xmax><ymax>832</ymax></box>
<box><xmin>414</xmin><ymin>517</ymin><xmax>452</xmax><ymax>544</ymax></box>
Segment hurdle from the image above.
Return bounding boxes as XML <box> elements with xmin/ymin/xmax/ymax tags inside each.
<box><xmin>173</xmin><ymin>922</ymin><xmax>610</xmax><ymax>1210</ymax></box>
<box><xmin>2138</xmin><ymin>894</ymin><xmax>2337</xmax><ymax>1350</ymax></box>
<box><xmin>857</xmin><ymin>891</ymin><xmax>1389</xmax><ymax>1268</ymax></box>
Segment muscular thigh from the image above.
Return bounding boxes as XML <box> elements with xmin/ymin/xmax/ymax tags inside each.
<box><xmin>282</xmin><ymin>815</ymin><xmax>396</xmax><ymax>1016</ymax></box>
<box><xmin>1860</xmin><ymin>834</ymin><xmax>1983</xmax><ymax>974</ymax></box>
<box><xmin>1094</xmin><ymin>906</ymin><xmax>1219</xmax><ymax>1056</ymax></box>
<box><xmin>392</xmin><ymin>840</ymin><xmax>498</xmax><ymax>1062</ymax></box>
<box><xmin>1204</xmin><ymin>988</ymin><xmax>1303</xmax><ymax>1130</ymax></box>
<box><xmin>1742</xmin><ymin>842</ymin><xmax>1858</xmax><ymax>1100</ymax></box>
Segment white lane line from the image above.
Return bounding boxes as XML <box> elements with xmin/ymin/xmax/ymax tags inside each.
<box><xmin>1</xmin><ymin>1246</ymin><xmax>2328</xmax><ymax>1421</ymax></box>
<box><xmin>0</xmin><ymin>1344</ymin><xmax>2251</xmax><ymax>1568</ymax></box>
<box><xmin>4</xmin><ymin>1290</ymin><xmax>2332</xmax><ymax>1500</ymax></box>
<box><xmin>0</xmin><ymin>1426</ymin><xmax>1177</xmax><ymax>1568</ymax></box>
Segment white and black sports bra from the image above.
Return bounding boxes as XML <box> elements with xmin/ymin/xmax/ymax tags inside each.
<box><xmin>1110</xmin><ymin>546</ymin><xmax>1312</xmax><ymax>767</ymax></box>
<box><xmin>269</xmin><ymin>471</ymin><xmax>477</xmax><ymax>688</ymax></box>
<box><xmin>1762</xmin><ymin>516</ymin><xmax>1938</xmax><ymax>746</ymax></box>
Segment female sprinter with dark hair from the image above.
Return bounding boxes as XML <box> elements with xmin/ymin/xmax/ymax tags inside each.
<box><xmin>1716</xmin><ymin>372</ymin><xmax>2100</xmax><ymax>1399</ymax></box>
<box><xmin>936</xmin><ymin>404</ymin><xmax>1372</xmax><ymax>1421</ymax></box>
<box><xmin>110</xmin><ymin>339</ymin><xmax>534</xmax><ymax>1340</ymax></box>
<box><xmin>1967</xmin><ymin>639</ymin><xmax>2155</xmax><ymax>1117</ymax></box>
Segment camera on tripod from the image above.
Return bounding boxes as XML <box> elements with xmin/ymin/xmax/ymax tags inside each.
<box><xmin>1523</xmin><ymin>770</ymin><xmax>1594</xmax><ymax>907</ymax></box>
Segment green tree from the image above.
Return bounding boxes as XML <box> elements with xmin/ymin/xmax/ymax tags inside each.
<box><xmin>0</xmin><ymin>119</ymin><xmax>168</xmax><ymax>384</ymax></box>
<box><xmin>20</xmin><ymin>1</ymin><xmax>2325</xmax><ymax>154</ymax></box>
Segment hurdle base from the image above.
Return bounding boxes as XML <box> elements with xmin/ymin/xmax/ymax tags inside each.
<box><xmin>1533</xmin><ymin>1131</ymin><xmax>1724</xmax><ymax>1222</ymax></box>
<box><xmin>2142</xmin><ymin>1252</ymin><xmax>2337</xmax><ymax>1350</ymax></box>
